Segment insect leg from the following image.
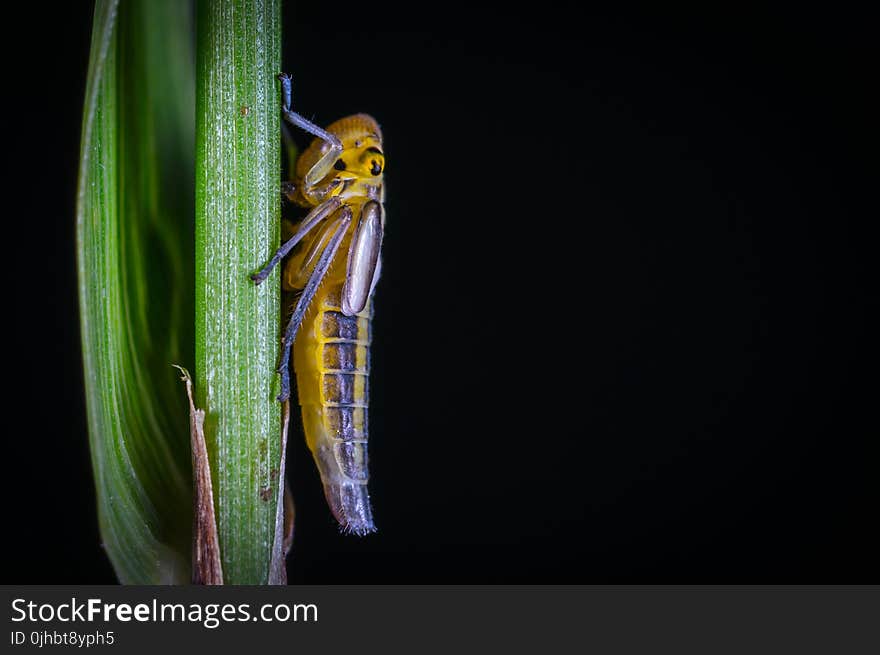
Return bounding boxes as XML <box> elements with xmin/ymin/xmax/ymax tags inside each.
<box><xmin>277</xmin><ymin>74</ymin><xmax>342</xmax><ymax>189</ymax></box>
<box><xmin>250</xmin><ymin>197</ymin><xmax>341</xmax><ymax>284</ymax></box>
<box><xmin>281</xmin><ymin>177</ymin><xmax>342</xmax><ymax>204</ymax></box>
<box><xmin>276</xmin><ymin>207</ymin><xmax>353</xmax><ymax>402</ymax></box>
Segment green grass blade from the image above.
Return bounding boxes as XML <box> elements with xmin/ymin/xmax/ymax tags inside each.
<box><xmin>77</xmin><ymin>0</ymin><xmax>196</xmax><ymax>584</ymax></box>
<box><xmin>195</xmin><ymin>0</ymin><xmax>283</xmax><ymax>584</ymax></box>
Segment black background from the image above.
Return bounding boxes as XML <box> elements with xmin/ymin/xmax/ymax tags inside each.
<box><xmin>4</xmin><ymin>2</ymin><xmax>876</xmax><ymax>583</ymax></box>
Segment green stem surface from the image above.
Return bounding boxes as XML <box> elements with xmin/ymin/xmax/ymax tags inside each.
<box><xmin>195</xmin><ymin>0</ymin><xmax>283</xmax><ymax>584</ymax></box>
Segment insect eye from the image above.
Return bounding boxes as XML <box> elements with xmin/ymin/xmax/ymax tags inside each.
<box><xmin>370</xmin><ymin>160</ymin><xmax>382</xmax><ymax>176</ymax></box>
<box><xmin>334</xmin><ymin>159</ymin><xmax>347</xmax><ymax>171</ymax></box>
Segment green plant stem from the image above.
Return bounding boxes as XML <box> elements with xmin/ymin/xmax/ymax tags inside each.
<box><xmin>195</xmin><ymin>0</ymin><xmax>283</xmax><ymax>584</ymax></box>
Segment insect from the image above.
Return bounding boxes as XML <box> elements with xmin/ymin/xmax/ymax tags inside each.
<box><xmin>251</xmin><ymin>74</ymin><xmax>384</xmax><ymax>535</ymax></box>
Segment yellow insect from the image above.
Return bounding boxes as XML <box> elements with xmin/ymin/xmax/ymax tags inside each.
<box><xmin>252</xmin><ymin>74</ymin><xmax>384</xmax><ymax>535</ymax></box>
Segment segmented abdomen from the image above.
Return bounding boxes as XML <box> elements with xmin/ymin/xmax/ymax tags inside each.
<box><xmin>292</xmin><ymin>283</ymin><xmax>375</xmax><ymax>534</ymax></box>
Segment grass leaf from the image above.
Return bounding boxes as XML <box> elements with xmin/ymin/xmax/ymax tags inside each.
<box><xmin>77</xmin><ymin>0</ymin><xmax>196</xmax><ymax>584</ymax></box>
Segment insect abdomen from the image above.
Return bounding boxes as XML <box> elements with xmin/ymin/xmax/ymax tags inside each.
<box><xmin>292</xmin><ymin>283</ymin><xmax>375</xmax><ymax>535</ymax></box>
